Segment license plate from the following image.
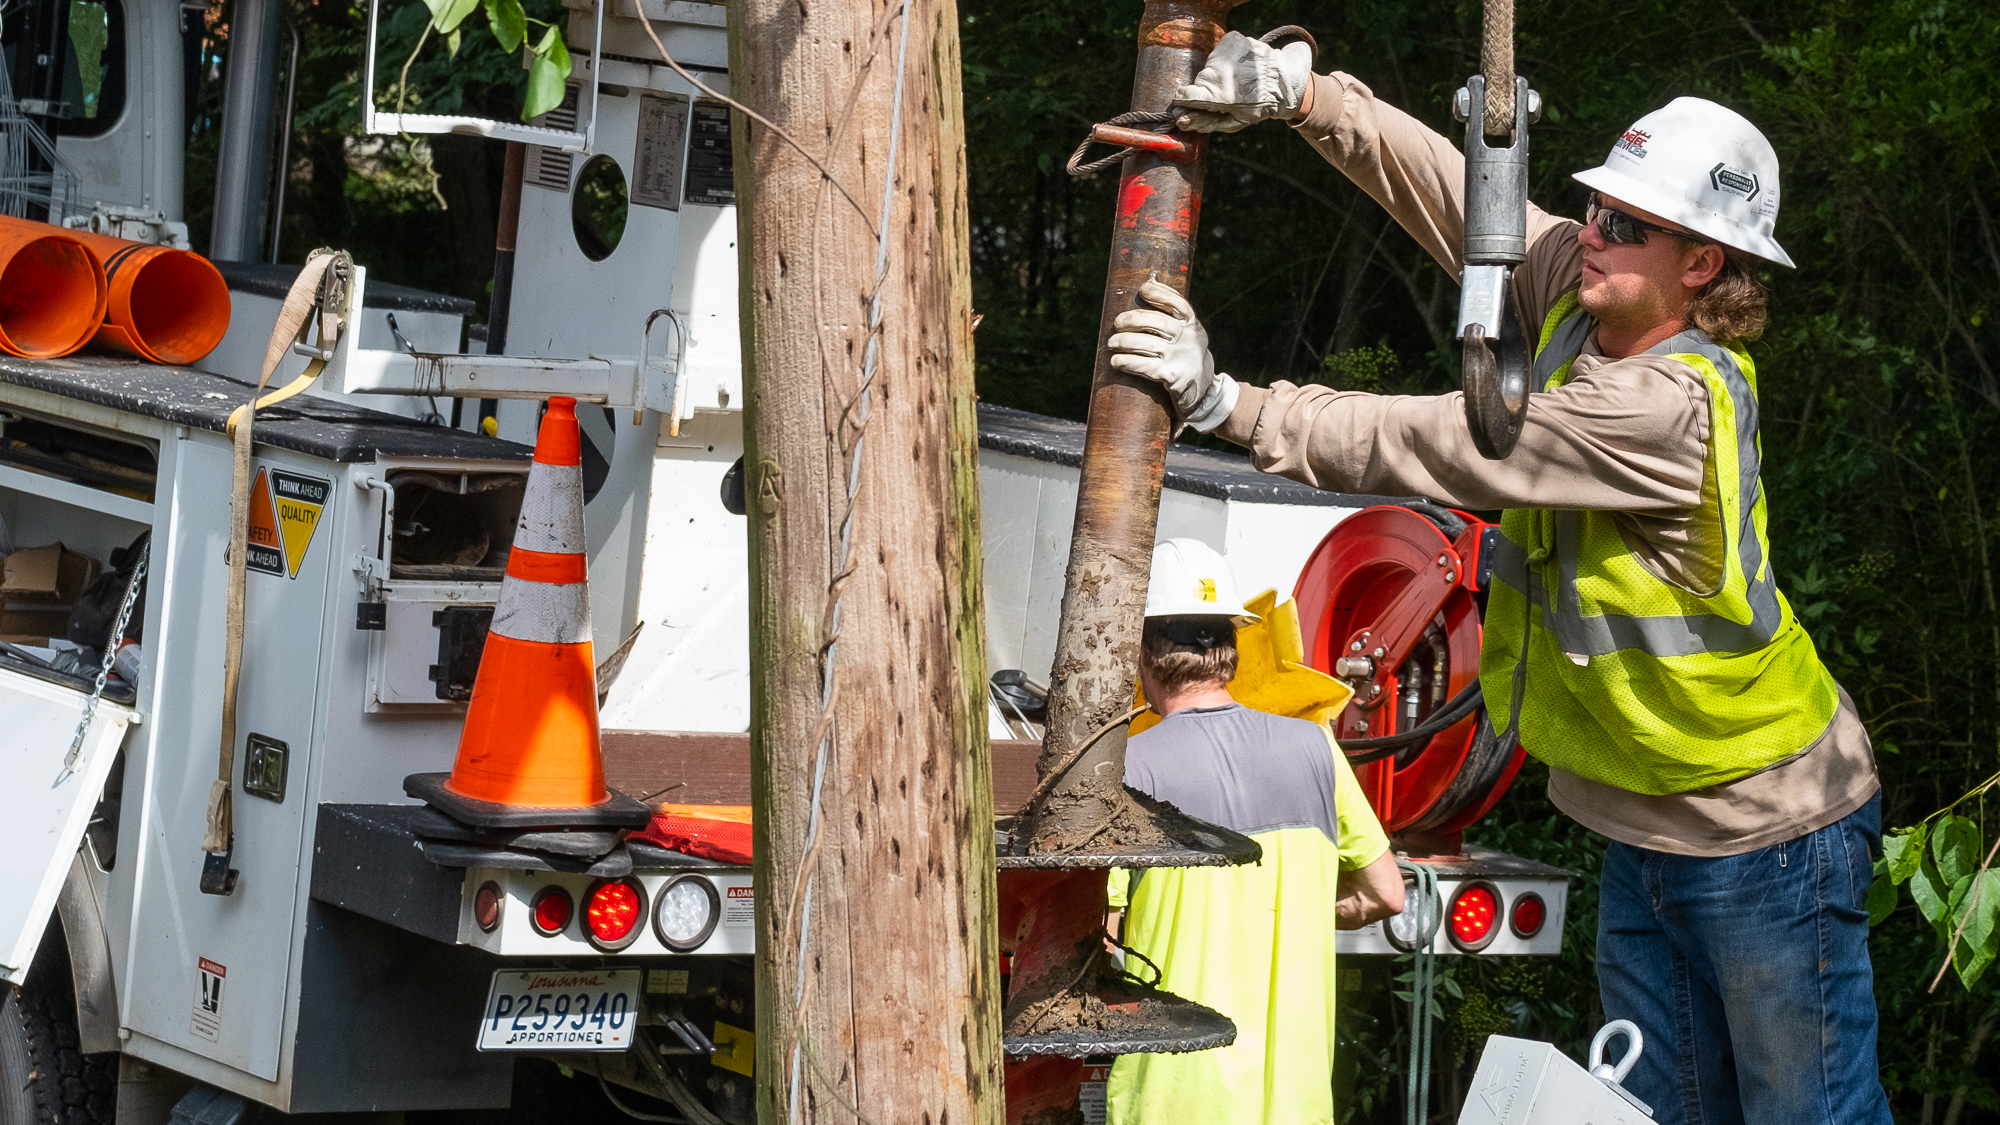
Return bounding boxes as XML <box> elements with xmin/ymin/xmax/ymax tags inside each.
<box><xmin>477</xmin><ymin>968</ymin><xmax>640</xmax><ymax>1051</ymax></box>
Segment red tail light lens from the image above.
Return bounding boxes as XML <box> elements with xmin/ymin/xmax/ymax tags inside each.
<box><xmin>1510</xmin><ymin>891</ymin><xmax>1547</xmax><ymax>938</ymax></box>
<box><xmin>530</xmin><ymin>886</ymin><xmax>573</xmax><ymax>936</ymax></box>
<box><xmin>584</xmin><ymin>878</ymin><xmax>647</xmax><ymax>951</ymax></box>
<box><xmin>1448</xmin><ymin>883</ymin><xmax>1500</xmax><ymax>952</ymax></box>
<box><xmin>474</xmin><ymin>881</ymin><xmax>503</xmax><ymax>932</ymax></box>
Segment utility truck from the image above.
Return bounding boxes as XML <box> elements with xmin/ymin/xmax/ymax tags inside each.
<box><xmin>0</xmin><ymin>1</ymin><xmax>1567</xmax><ymax>1122</ymax></box>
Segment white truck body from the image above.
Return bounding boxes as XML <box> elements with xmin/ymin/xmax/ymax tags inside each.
<box><xmin>0</xmin><ymin>0</ymin><xmax>1565</xmax><ymax>1114</ymax></box>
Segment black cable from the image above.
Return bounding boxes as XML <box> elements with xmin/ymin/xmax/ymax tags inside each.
<box><xmin>1339</xmin><ymin>681</ymin><xmax>1484</xmax><ymax>763</ymax></box>
<box><xmin>594</xmin><ymin>1059</ymin><xmax>688</xmax><ymax>1123</ymax></box>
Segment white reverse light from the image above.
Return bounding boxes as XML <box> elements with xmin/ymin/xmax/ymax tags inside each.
<box><xmin>653</xmin><ymin>875</ymin><xmax>722</xmax><ymax>952</ymax></box>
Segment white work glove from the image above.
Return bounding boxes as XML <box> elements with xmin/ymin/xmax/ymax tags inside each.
<box><xmin>1172</xmin><ymin>32</ymin><xmax>1315</xmax><ymax>133</ymax></box>
<box><xmin>1106</xmin><ymin>280</ymin><xmax>1240</xmax><ymax>432</ymax></box>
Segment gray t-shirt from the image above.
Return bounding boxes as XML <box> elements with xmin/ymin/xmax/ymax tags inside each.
<box><xmin>1127</xmin><ymin>703</ymin><xmax>1344</xmax><ymax>845</ymax></box>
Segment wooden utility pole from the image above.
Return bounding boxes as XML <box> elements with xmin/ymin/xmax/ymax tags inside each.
<box><xmin>735</xmin><ymin>0</ymin><xmax>1002</xmax><ymax>1122</ymax></box>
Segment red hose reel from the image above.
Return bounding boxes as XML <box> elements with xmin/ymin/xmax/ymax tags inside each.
<box><xmin>1292</xmin><ymin>502</ymin><xmax>1525</xmax><ymax>845</ymax></box>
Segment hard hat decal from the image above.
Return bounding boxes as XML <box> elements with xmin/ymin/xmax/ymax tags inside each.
<box><xmin>1614</xmin><ymin>129</ymin><xmax>1650</xmax><ymax>159</ymax></box>
<box><xmin>1146</xmin><ymin>538</ymin><xmax>1260</xmax><ymax>621</ymax></box>
<box><xmin>1708</xmin><ymin>163</ymin><xmax>1760</xmax><ymax>201</ymax></box>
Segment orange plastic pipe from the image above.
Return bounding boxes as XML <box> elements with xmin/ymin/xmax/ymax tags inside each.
<box><xmin>0</xmin><ymin>216</ymin><xmax>108</xmax><ymax>358</ymax></box>
<box><xmin>71</xmin><ymin>231</ymin><xmax>232</xmax><ymax>365</ymax></box>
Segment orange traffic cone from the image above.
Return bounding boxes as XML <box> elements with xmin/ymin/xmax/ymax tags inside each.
<box><xmin>404</xmin><ymin>397</ymin><xmax>648</xmax><ymax>829</ymax></box>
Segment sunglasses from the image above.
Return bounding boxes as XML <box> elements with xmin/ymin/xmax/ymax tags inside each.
<box><xmin>1585</xmin><ymin>193</ymin><xmax>1710</xmax><ymax>247</ymax></box>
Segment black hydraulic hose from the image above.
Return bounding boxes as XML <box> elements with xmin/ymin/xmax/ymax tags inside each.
<box><xmin>1339</xmin><ymin>680</ymin><xmax>1484</xmax><ymax>763</ymax></box>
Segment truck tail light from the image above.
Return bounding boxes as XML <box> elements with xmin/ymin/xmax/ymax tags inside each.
<box><xmin>1510</xmin><ymin>891</ymin><xmax>1547</xmax><ymax>939</ymax></box>
<box><xmin>652</xmin><ymin>875</ymin><xmax>721</xmax><ymax>952</ymax></box>
<box><xmin>474</xmin><ymin>881</ymin><xmax>503</xmax><ymax>932</ymax></box>
<box><xmin>1447</xmin><ymin>882</ymin><xmax>1500</xmax><ymax>952</ymax></box>
<box><xmin>530</xmin><ymin>886</ymin><xmax>573</xmax><ymax>936</ymax></box>
<box><xmin>585</xmin><ymin>878</ymin><xmax>647</xmax><ymax>951</ymax></box>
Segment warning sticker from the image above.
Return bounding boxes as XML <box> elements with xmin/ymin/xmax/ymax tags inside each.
<box><xmin>723</xmin><ymin>885</ymin><xmax>754</xmax><ymax>928</ymax></box>
<box><xmin>192</xmin><ymin>957</ymin><xmax>226</xmax><ymax>1042</ymax></box>
<box><xmin>272</xmin><ymin>470</ymin><xmax>330</xmax><ymax>577</ymax></box>
<box><xmin>244</xmin><ymin>470</ymin><xmax>285</xmax><ymax>576</ymax></box>
<box><xmin>632</xmin><ymin>93</ymin><xmax>690</xmax><ymax>211</ymax></box>
<box><xmin>1078</xmin><ymin>1065</ymin><xmax>1109</xmax><ymax>1124</ymax></box>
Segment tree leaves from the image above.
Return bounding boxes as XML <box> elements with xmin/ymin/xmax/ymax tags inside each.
<box><xmin>421</xmin><ymin>0</ymin><xmax>480</xmax><ymax>35</ymax></box>
<box><xmin>1867</xmin><ymin>859</ymin><xmax>1899</xmax><ymax>925</ymax></box>
<box><xmin>484</xmin><ymin>0</ymin><xmax>526</xmax><ymax>53</ymax></box>
<box><xmin>1885</xmin><ymin>824</ymin><xmax>1928</xmax><ymax>883</ymax></box>
<box><xmin>1950</xmin><ymin>869</ymin><xmax>2000</xmax><ymax>988</ymax></box>
<box><xmin>413</xmin><ymin>0</ymin><xmax>566</xmax><ymax>121</ymax></box>
<box><xmin>1934</xmin><ymin>815</ymin><xmax>1981</xmax><ymax>886</ymax></box>
<box><xmin>1909</xmin><ymin>855</ymin><xmax>1953</xmax><ymax>942</ymax></box>
<box><xmin>524</xmin><ymin>25</ymin><xmax>570</xmax><ymax>122</ymax></box>
<box><xmin>1883</xmin><ymin>808</ymin><xmax>2000</xmax><ymax>989</ymax></box>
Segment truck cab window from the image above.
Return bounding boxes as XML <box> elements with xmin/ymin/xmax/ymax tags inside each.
<box><xmin>62</xmin><ymin>0</ymin><xmax>126</xmax><ymax>136</ymax></box>
<box><xmin>0</xmin><ymin>0</ymin><xmax>124</xmax><ymax>136</ymax></box>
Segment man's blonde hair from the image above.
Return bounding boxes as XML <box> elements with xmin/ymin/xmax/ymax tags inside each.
<box><xmin>1141</xmin><ymin>616</ymin><xmax>1238</xmax><ymax>694</ymax></box>
<box><xmin>1687</xmin><ymin>249</ymin><xmax>1768</xmax><ymax>343</ymax></box>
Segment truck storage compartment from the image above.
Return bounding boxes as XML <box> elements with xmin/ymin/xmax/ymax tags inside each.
<box><xmin>388</xmin><ymin>470</ymin><xmax>525</xmax><ymax>581</ymax></box>
<box><xmin>365</xmin><ymin>467</ymin><xmax>529</xmax><ymax>708</ymax></box>
<box><xmin>0</xmin><ymin>415</ymin><xmax>156</xmax><ymax>697</ymax></box>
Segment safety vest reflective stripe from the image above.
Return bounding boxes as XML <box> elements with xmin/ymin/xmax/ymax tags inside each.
<box><xmin>1488</xmin><ymin>328</ymin><xmax>1784</xmax><ymax>658</ymax></box>
<box><xmin>1531</xmin><ymin>294</ymin><xmax>1590</xmax><ymax>390</ymax></box>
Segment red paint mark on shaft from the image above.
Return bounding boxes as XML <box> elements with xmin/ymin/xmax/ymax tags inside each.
<box><xmin>1116</xmin><ymin>177</ymin><xmax>1157</xmax><ymax>229</ymax></box>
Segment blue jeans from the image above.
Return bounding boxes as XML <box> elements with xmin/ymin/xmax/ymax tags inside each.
<box><xmin>1595</xmin><ymin>791</ymin><xmax>1890</xmax><ymax>1125</ymax></box>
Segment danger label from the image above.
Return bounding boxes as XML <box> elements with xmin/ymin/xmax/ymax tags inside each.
<box><xmin>191</xmin><ymin>957</ymin><xmax>226</xmax><ymax>1042</ymax></box>
<box><xmin>1078</xmin><ymin>1066</ymin><xmax>1109</xmax><ymax>1124</ymax></box>
<box><xmin>723</xmin><ymin>885</ymin><xmax>754</xmax><ymax>928</ymax></box>
<box><xmin>246</xmin><ymin>468</ymin><xmax>330</xmax><ymax>579</ymax></box>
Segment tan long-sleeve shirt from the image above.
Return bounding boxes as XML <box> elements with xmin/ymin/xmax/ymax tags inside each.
<box><xmin>1209</xmin><ymin>73</ymin><xmax>1878</xmax><ymax>857</ymax></box>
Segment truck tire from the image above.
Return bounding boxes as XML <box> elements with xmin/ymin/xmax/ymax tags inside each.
<box><xmin>0</xmin><ymin>922</ymin><xmax>117</xmax><ymax>1125</ymax></box>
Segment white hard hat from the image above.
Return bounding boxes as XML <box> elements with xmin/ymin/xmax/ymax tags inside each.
<box><xmin>1573</xmin><ymin>97</ymin><xmax>1794</xmax><ymax>267</ymax></box>
<box><xmin>1144</xmin><ymin>538</ymin><xmax>1259</xmax><ymax>621</ymax></box>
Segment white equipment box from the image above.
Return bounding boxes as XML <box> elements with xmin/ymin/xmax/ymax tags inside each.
<box><xmin>1461</xmin><ymin>1023</ymin><xmax>1656</xmax><ymax>1125</ymax></box>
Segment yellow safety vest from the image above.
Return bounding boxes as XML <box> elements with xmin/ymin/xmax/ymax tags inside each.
<box><xmin>1479</xmin><ymin>292</ymin><xmax>1839</xmax><ymax>795</ymax></box>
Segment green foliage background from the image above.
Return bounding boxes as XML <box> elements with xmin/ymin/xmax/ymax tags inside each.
<box><xmin>958</xmin><ymin>0</ymin><xmax>2000</xmax><ymax>1114</ymax></box>
<box><xmin>235</xmin><ymin>0</ymin><xmax>2000</xmax><ymax>1116</ymax></box>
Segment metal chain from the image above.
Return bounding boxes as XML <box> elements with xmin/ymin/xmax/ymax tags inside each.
<box><xmin>59</xmin><ymin>548</ymin><xmax>149</xmax><ymax>786</ymax></box>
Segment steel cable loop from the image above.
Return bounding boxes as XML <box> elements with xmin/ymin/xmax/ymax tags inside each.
<box><xmin>1480</xmin><ymin>0</ymin><xmax>1515</xmax><ymax>136</ymax></box>
<box><xmin>1066</xmin><ymin>110</ymin><xmax>1180</xmax><ymax>177</ymax></box>
<box><xmin>1395</xmin><ymin>860</ymin><xmax>1443</xmax><ymax>1125</ymax></box>
<box><xmin>782</xmin><ymin>5</ymin><xmax>917</xmax><ymax>1124</ymax></box>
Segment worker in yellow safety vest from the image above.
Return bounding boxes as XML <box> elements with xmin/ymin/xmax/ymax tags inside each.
<box><xmin>1108</xmin><ymin>539</ymin><xmax>1403</xmax><ymax>1125</ymax></box>
<box><xmin>1104</xmin><ymin>34</ymin><xmax>1890</xmax><ymax>1125</ymax></box>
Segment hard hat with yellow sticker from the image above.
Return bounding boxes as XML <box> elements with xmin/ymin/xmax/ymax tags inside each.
<box><xmin>1143</xmin><ymin>538</ymin><xmax>1258</xmax><ymax>622</ymax></box>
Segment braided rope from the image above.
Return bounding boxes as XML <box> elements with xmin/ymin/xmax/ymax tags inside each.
<box><xmin>1480</xmin><ymin>0</ymin><xmax>1515</xmax><ymax>135</ymax></box>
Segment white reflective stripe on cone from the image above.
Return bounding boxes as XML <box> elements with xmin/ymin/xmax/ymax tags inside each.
<box><xmin>513</xmin><ymin>462</ymin><xmax>587</xmax><ymax>556</ymax></box>
<box><xmin>490</xmin><ymin>576</ymin><xmax>593</xmax><ymax>644</ymax></box>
